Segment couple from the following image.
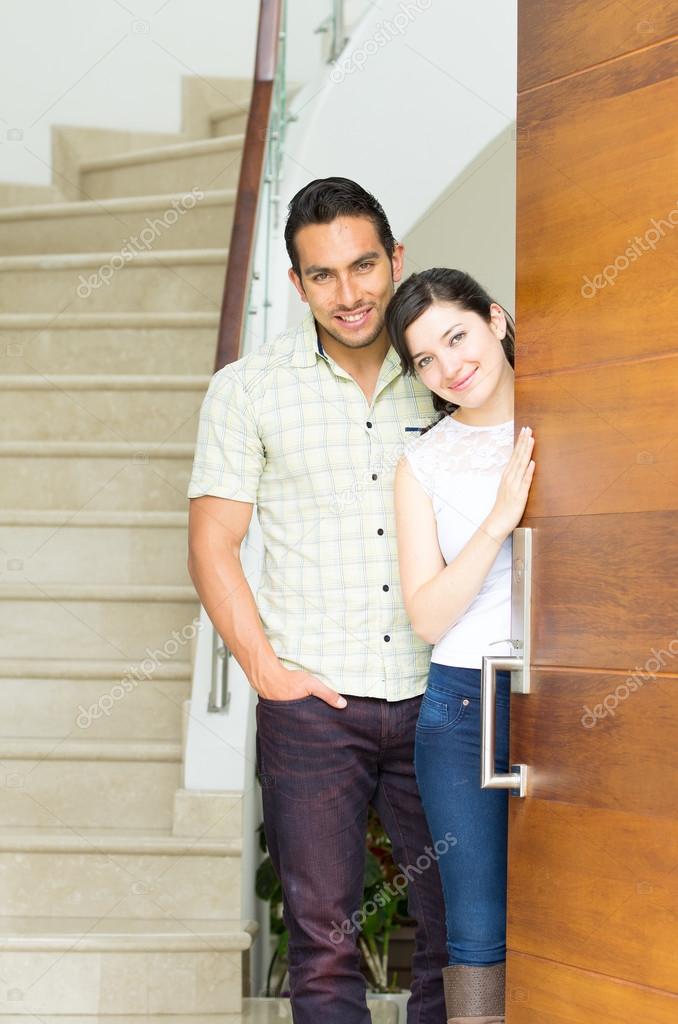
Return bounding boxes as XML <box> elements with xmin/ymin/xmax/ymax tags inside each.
<box><xmin>187</xmin><ymin>177</ymin><xmax>535</xmax><ymax>1024</ymax></box>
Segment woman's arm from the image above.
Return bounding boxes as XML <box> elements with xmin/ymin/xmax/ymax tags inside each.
<box><xmin>395</xmin><ymin>427</ymin><xmax>535</xmax><ymax>645</ymax></box>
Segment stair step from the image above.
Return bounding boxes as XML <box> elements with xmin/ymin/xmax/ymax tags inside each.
<box><xmin>0</xmin><ymin>998</ymin><xmax>400</xmax><ymax>1023</ymax></box>
<box><xmin>80</xmin><ymin>134</ymin><xmax>244</xmax><ymax>199</ymax></box>
<box><xmin>0</xmin><ymin>509</ymin><xmax>188</xmax><ymax>526</ymax></box>
<box><xmin>0</xmin><ymin>374</ymin><xmax>208</xmax><ymax>444</ymax></box>
<box><xmin>0</xmin><ymin>826</ymin><xmax>239</xmax><ymax>854</ymax></box>
<box><xmin>1</xmin><ymin>581</ymin><xmax>198</xmax><ymax>663</ymax></box>
<box><xmin>0</xmin><ymin>310</ymin><xmax>218</xmax><ymax>329</ymax></box>
<box><xmin>52</xmin><ymin>125</ymin><xmax>186</xmax><ymax>201</ymax></box>
<box><xmin>211</xmin><ymin>107</ymin><xmax>250</xmax><ymax>137</ymax></box>
<box><xmin>0</xmin><ymin>182</ymin><xmax>62</xmax><ymax>208</ymax></box>
<box><xmin>0</xmin><ymin>441</ymin><xmax>193</xmax><ymax>511</ymax></box>
<box><xmin>0</xmin><ymin>738</ymin><xmax>182</xmax><ymax>761</ymax></box>
<box><xmin>0</xmin><ymin>914</ymin><xmax>252</xmax><ymax>949</ymax></box>
<box><xmin>0</xmin><ymin>738</ymin><xmax>182</xmax><ymax>829</ymax></box>
<box><xmin>0</xmin><ymin>826</ymin><xmax>241</xmax><ymax>920</ymax></box>
<box><xmin>0</xmin><ymin>373</ymin><xmax>211</xmax><ymax>388</ymax></box>
<box><xmin>0</xmin><ymin>582</ymin><xmax>196</xmax><ymax>601</ymax></box>
<box><xmin>0</xmin><ymin>674</ymin><xmax>189</xmax><ymax>741</ymax></box>
<box><xmin>0</xmin><ymin>189</ymin><xmax>235</xmax><ymax>255</ymax></box>
<box><xmin>2</xmin><ymin>997</ymin><xmax>402</xmax><ymax>1023</ymax></box>
<box><xmin>173</xmin><ymin>789</ymin><xmax>243</xmax><ymax>842</ymax></box>
<box><xmin>0</xmin><ymin>657</ymin><xmax>191</xmax><ymax>680</ymax></box>
<box><xmin>2</xmin><ymin>515</ymin><xmax>190</xmax><ymax>586</ymax></box>
<box><xmin>0</xmin><ymin>1018</ymin><xmax>242</xmax><ymax>1024</ymax></box>
<box><xmin>0</xmin><ymin>248</ymin><xmax>227</xmax><ymax>314</ymax></box>
<box><xmin>0</xmin><ymin>311</ymin><xmax>219</xmax><ymax>375</ymax></box>
<box><xmin>0</xmin><ymin>439</ymin><xmax>193</xmax><ymax>456</ymax></box>
<box><xmin>0</xmin><ymin>917</ymin><xmax>255</xmax><ymax>1014</ymax></box>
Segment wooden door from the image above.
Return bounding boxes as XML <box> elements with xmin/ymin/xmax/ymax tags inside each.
<box><xmin>507</xmin><ymin>2</ymin><xmax>678</xmax><ymax>1019</ymax></box>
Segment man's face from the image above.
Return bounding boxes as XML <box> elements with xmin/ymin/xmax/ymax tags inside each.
<box><xmin>289</xmin><ymin>215</ymin><xmax>404</xmax><ymax>351</ymax></box>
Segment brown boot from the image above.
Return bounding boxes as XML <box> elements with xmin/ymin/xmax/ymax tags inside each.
<box><xmin>442</xmin><ymin>962</ymin><xmax>505</xmax><ymax>1023</ymax></box>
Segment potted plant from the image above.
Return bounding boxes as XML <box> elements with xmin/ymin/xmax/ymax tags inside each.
<box><xmin>255</xmin><ymin>809</ymin><xmax>414</xmax><ymax>1018</ymax></box>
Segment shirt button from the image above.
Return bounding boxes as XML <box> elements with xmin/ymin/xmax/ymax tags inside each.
<box><xmin>382</xmin><ymin>584</ymin><xmax>390</xmax><ymax>592</ymax></box>
<box><xmin>377</xmin><ymin>528</ymin><xmax>384</xmax><ymax>536</ymax></box>
<box><xmin>384</xmin><ymin>635</ymin><xmax>391</xmax><ymax>642</ymax></box>
<box><xmin>366</xmin><ymin>421</ymin><xmax>373</xmax><ymax>428</ymax></box>
<box><xmin>371</xmin><ymin>473</ymin><xmax>378</xmax><ymax>480</ymax></box>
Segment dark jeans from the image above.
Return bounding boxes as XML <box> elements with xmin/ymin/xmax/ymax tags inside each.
<box><xmin>256</xmin><ymin>693</ymin><xmax>448</xmax><ymax>1024</ymax></box>
<box><xmin>414</xmin><ymin>663</ymin><xmax>510</xmax><ymax>967</ymax></box>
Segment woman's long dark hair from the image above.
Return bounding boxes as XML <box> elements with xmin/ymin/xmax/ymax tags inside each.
<box><xmin>385</xmin><ymin>268</ymin><xmax>515</xmax><ymax>420</ymax></box>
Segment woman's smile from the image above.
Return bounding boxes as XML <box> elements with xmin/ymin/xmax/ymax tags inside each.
<box><xmin>448</xmin><ymin>366</ymin><xmax>478</xmax><ymax>391</ymax></box>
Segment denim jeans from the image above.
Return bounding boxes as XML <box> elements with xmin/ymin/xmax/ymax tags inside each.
<box><xmin>256</xmin><ymin>693</ymin><xmax>448</xmax><ymax>1024</ymax></box>
<box><xmin>414</xmin><ymin>663</ymin><xmax>510</xmax><ymax>967</ymax></box>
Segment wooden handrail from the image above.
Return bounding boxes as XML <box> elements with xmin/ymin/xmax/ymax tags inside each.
<box><xmin>214</xmin><ymin>0</ymin><xmax>283</xmax><ymax>372</ymax></box>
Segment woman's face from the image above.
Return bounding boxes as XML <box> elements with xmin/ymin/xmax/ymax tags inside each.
<box><xmin>404</xmin><ymin>301</ymin><xmax>511</xmax><ymax>411</ymax></box>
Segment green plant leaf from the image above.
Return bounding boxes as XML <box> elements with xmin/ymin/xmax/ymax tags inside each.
<box><xmin>255</xmin><ymin>857</ymin><xmax>282</xmax><ymax>902</ymax></box>
<box><xmin>364</xmin><ymin>848</ymin><xmax>384</xmax><ymax>889</ymax></box>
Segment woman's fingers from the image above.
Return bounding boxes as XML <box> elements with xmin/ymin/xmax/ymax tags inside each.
<box><xmin>505</xmin><ymin>429</ymin><xmax>534</xmax><ymax>483</ymax></box>
<box><xmin>522</xmin><ymin>459</ymin><xmax>536</xmax><ymax>488</ymax></box>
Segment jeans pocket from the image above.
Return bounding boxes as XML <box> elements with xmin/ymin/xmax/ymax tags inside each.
<box><xmin>257</xmin><ymin>694</ymin><xmax>316</xmax><ymax>707</ymax></box>
<box><xmin>417</xmin><ymin>690</ymin><xmax>469</xmax><ymax>733</ymax></box>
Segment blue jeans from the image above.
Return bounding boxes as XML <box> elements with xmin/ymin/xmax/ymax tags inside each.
<box><xmin>414</xmin><ymin>663</ymin><xmax>510</xmax><ymax>967</ymax></box>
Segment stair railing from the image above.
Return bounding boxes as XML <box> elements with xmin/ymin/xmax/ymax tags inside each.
<box><xmin>208</xmin><ymin>0</ymin><xmax>286</xmax><ymax>713</ymax></box>
<box><xmin>316</xmin><ymin>0</ymin><xmax>348</xmax><ymax>62</ymax></box>
<box><xmin>214</xmin><ymin>0</ymin><xmax>286</xmax><ymax>373</ymax></box>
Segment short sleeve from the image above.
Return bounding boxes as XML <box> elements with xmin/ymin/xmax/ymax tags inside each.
<box><xmin>187</xmin><ymin>366</ymin><xmax>264</xmax><ymax>502</ymax></box>
<box><xmin>404</xmin><ymin>447</ymin><xmax>435</xmax><ymax>500</ymax></box>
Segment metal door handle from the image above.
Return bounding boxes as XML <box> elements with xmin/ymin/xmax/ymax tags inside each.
<box><xmin>481</xmin><ymin>655</ymin><xmax>526</xmax><ymax>797</ymax></box>
<box><xmin>479</xmin><ymin>527</ymin><xmax>533</xmax><ymax>798</ymax></box>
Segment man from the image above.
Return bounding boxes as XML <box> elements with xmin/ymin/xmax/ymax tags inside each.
<box><xmin>187</xmin><ymin>177</ymin><xmax>447</xmax><ymax>1022</ymax></box>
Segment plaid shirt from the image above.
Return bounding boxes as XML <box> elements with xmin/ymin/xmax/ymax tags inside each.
<box><xmin>187</xmin><ymin>310</ymin><xmax>435</xmax><ymax>699</ymax></box>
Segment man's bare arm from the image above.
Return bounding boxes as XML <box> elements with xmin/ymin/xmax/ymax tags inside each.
<box><xmin>187</xmin><ymin>495</ymin><xmax>346</xmax><ymax>706</ymax></box>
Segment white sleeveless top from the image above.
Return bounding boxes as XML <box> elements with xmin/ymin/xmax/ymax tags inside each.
<box><xmin>405</xmin><ymin>415</ymin><xmax>514</xmax><ymax>669</ymax></box>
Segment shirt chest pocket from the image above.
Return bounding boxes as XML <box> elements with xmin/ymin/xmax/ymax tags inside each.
<box><xmin>403</xmin><ymin>418</ymin><xmax>435</xmax><ymax>436</ymax></box>
<box><xmin>394</xmin><ymin>417</ymin><xmax>436</xmax><ymax>460</ymax></box>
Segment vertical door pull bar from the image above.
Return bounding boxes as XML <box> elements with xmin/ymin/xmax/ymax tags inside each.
<box><xmin>480</xmin><ymin>528</ymin><xmax>533</xmax><ymax>797</ymax></box>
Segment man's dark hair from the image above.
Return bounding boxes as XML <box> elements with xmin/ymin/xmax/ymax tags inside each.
<box><xmin>284</xmin><ymin>177</ymin><xmax>396</xmax><ymax>277</ymax></box>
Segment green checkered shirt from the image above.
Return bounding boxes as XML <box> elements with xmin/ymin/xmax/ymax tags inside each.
<box><xmin>188</xmin><ymin>310</ymin><xmax>435</xmax><ymax>699</ymax></box>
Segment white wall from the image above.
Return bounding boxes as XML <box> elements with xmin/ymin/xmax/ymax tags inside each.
<box><xmin>283</xmin><ymin>0</ymin><xmax>516</xmax><ymax>237</ymax></box>
<box><xmin>267</xmin><ymin>0</ymin><xmax>518</xmax><ymax>334</ymax></box>
<box><xmin>403</xmin><ymin>126</ymin><xmax>517</xmax><ymax>314</ymax></box>
<box><xmin>0</xmin><ymin>0</ymin><xmax>361</xmax><ymax>185</ymax></box>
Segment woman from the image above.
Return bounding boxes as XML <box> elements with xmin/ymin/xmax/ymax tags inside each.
<box><xmin>385</xmin><ymin>269</ymin><xmax>535</xmax><ymax>1024</ymax></box>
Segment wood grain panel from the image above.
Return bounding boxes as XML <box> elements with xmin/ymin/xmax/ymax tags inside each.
<box><xmin>515</xmin><ymin>39</ymin><xmax>678</xmax><ymax>374</ymax></box>
<box><xmin>511</xmin><ymin>670</ymin><xmax>678</xmax><ymax>815</ymax></box>
<box><xmin>518</xmin><ymin>0</ymin><xmax>678</xmax><ymax>92</ymax></box>
<box><xmin>507</xmin><ymin>799</ymin><xmax>678</xmax><ymax>993</ymax></box>
<box><xmin>523</xmin><ymin>512</ymin><xmax>678</xmax><ymax>669</ymax></box>
<box><xmin>515</xmin><ymin>358</ymin><xmax>678</xmax><ymax>518</ymax></box>
<box><xmin>506</xmin><ymin>950</ymin><xmax>678</xmax><ymax>1023</ymax></box>
<box><xmin>512</xmin><ymin>1</ymin><xmax>678</xmax><ymax>1015</ymax></box>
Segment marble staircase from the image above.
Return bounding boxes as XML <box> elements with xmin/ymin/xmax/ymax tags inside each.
<box><xmin>0</xmin><ymin>998</ymin><xmax>400</xmax><ymax>1023</ymax></box>
<box><xmin>0</xmin><ymin>77</ymin><xmax>255</xmax><ymax>1016</ymax></box>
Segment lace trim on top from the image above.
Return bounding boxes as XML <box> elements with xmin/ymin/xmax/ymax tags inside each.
<box><xmin>407</xmin><ymin>416</ymin><xmax>513</xmax><ymax>496</ymax></box>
